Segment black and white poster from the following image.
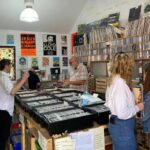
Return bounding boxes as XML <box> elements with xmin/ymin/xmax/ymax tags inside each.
<box><xmin>43</xmin><ymin>34</ymin><xmax>57</xmax><ymax>55</ymax></box>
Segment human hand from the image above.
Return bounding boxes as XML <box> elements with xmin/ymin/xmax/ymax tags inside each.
<box><xmin>63</xmin><ymin>80</ymin><xmax>70</xmax><ymax>86</ymax></box>
<box><xmin>22</xmin><ymin>72</ymin><xmax>29</xmax><ymax>82</ymax></box>
<box><xmin>136</xmin><ymin>102</ymin><xmax>144</xmax><ymax>111</ymax></box>
<box><xmin>133</xmin><ymin>87</ymin><xmax>142</xmax><ymax>103</ymax></box>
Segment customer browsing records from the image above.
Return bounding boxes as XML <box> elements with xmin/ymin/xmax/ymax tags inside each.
<box><xmin>61</xmin><ymin>56</ymin><xmax>88</xmax><ymax>91</ymax></box>
<box><xmin>0</xmin><ymin>59</ymin><xmax>29</xmax><ymax>150</ymax></box>
<box><xmin>105</xmin><ymin>52</ymin><xmax>144</xmax><ymax>150</ymax></box>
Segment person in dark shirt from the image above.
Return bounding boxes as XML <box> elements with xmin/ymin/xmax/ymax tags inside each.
<box><xmin>28</xmin><ymin>68</ymin><xmax>40</xmax><ymax>90</ymax></box>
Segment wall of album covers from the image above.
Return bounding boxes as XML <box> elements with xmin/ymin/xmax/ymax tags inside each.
<box><xmin>71</xmin><ymin>0</ymin><xmax>147</xmax><ymax>32</ymax></box>
<box><xmin>0</xmin><ymin>29</ymin><xmax>71</xmax><ymax>79</ymax></box>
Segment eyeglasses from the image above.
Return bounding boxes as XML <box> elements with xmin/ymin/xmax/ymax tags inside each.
<box><xmin>114</xmin><ymin>52</ymin><xmax>129</xmax><ymax>58</ymax></box>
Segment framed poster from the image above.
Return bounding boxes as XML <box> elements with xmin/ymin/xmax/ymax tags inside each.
<box><xmin>0</xmin><ymin>46</ymin><xmax>16</xmax><ymax>80</ymax></box>
<box><xmin>43</xmin><ymin>34</ymin><xmax>57</xmax><ymax>55</ymax></box>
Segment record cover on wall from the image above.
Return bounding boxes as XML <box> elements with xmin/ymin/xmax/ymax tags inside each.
<box><xmin>62</xmin><ymin>57</ymin><xmax>68</xmax><ymax>67</ymax></box>
<box><xmin>31</xmin><ymin>57</ymin><xmax>39</xmax><ymax>69</ymax></box>
<box><xmin>42</xmin><ymin>57</ymin><xmax>49</xmax><ymax>66</ymax></box>
<box><xmin>7</xmin><ymin>34</ymin><xmax>14</xmax><ymax>44</ymax></box>
<box><xmin>62</xmin><ymin>69</ymin><xmax>68</xmax><ymax>75</ymax></box>
<box><xmin>43</xmin><ymin>34</ymin><xmax>57</xmax><ymax>55</ymax></box>
<box><xmin>53</xmin><ymin>56</ymin><xmax>60</xmax><ymax>67</ymax></box>
<box><xmin>19</xmin><ymin>57</ymin><xmax>28</xmax><ymax>69</ymax></box>
<box><xmin>61</xmin><ymin>35</ymin><xmax>67</xmax><ymax>45</ymax></box>
<box><xmin>62</xmin><ymin>46</ymin><xmax>67</xmax><ymax>55</ymax></box>
<box><xmin>21</xmin><ymin>34</ymin><xmax>36</xmax><ymax>56</ymax></box>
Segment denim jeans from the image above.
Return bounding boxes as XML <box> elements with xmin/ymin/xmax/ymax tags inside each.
<box><xmin>109</xmin><ymin>115</ymin><xmax>137</xmax><ymax>150</ymax></box>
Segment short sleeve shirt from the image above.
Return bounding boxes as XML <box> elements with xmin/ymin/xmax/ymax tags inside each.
<box><xmin>0</xmin><ymin>71</ymin><xmax>14</xmax><ymax>116</ymax></box>
<box><xmin>70</xmin><ymin>64</ymin><xmax>88</xmax><ymax>91</ymax></box>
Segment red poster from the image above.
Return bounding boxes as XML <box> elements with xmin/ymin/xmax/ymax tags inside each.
<box><xmin>21</xmin><ymin>34</ymin><xmax>36</xmax><ymax>56</ymax></box>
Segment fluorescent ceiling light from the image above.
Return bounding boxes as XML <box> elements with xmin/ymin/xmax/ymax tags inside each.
<box><xmin>20</xmin><ymin>0</ymin><xmax>39</xmax><ymax>23</ymax></box>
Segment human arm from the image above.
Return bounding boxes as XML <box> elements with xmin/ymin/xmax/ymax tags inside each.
<box><xmin>62</xmin><ymin>80</ymin><xmax>85</xmax><ymax>86</ymax></box>
<box><xmin>112</xmin><ymin>78</ymin><xmax>143</xmax><ymax>119</ymax></box>
<box><xmin>10</xmin><ymin>72</ymin><xmax>29</xmax><ymax>96</ymax></box>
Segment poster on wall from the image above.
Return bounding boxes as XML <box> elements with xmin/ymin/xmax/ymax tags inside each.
<box><xmin>21</xmin><ymin>34</ymin><xmax>36</xmax><ymax>56</ymax></box>
<box><xmin>42</xmin><ymin>57</ymin><xmax>49</xmax><ymax>66</ymax></box>
<box><xmin>31</xmin><ymin>57</ymin><xmax>38</xmax><ymax>69</ymax></box>
<box><xmin>62</xmin><ymin>46</ymin><xmax>67</xmax><ymax>55</ymax></box>
<box><xmin>0</xmin><ymin>46</ymin><xmax>16</xmax><ymax>80</ymax></box>
<box><xmin>19</xmin><ymin>57</ymin><xmax>28</xmax><ymax>69</ymax></box>
<box><xmin>43</xmin><ymin>34</ymin><xmax>57</xmax><ymax>55</ymax></box>
<box><xmin>62</xmin><ymin>69</ymin><xmax>68</xmax><ymax>74</ymax></box>
<box><xmin>53</xmin><ymin>56</ymin><xmax>60</xmax><ymax>67</ymax></box>
<box><xmin>62</xmin><ymin>57</ymin><xmax>68</xmax><ymax>67</ymax></box>
<box><xmin>61</xmin><ymin>35</ymin><xmax>67</xmax><ymax>45</ymax></box>
<box><xmin>6</xmin><ymin>35</ymin><xmax>14</xmax><ymax>44</ymax></box>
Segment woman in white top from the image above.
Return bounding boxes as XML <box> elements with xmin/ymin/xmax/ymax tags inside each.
<box><xmin>105</xmin><ymin>52</ymin><xmax>144</xmax><ymax>150</ymax></box>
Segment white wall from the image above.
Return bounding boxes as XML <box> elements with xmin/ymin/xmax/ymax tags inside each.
<box><xmin>71</xmin><ymin>0</ymin><xmax>148</xmax><ymax>32</ymax></box>
<box><xmin>0</xmin><ymin>29</ymin><xmax>71</xmax><ymax>79</ymax></box>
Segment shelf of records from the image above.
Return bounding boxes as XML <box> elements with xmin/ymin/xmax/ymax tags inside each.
<box><xmin>125</xmin><ymin>15</ymin><xmax>150</xmax><ymax>37</ymax></box>
<box><xmin>15</xmin><ymin>88</ymin><xmax>110</xmax><ymax>136</ymax></box>
<box><xmin>86</xmin><ymin>15</ymin><xmax>150</xmax><ymax>45</ymax></box>
<box><xmin>88</xmin><ymin>25</ymin><xmax>119</xmax><ymax>44</ymax></box>
<box><xmin>74</xmin><ymin>33</ymin><xmax>150</xmax><ymax>62</ymax></box>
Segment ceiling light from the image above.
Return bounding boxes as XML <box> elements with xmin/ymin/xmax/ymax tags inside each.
<box><xmin>20</xmin><ymin>0</ymin><xmax>39</xmax><ymax>22</ymax></box>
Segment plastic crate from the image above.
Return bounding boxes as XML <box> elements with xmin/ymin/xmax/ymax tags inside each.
<box><xmin>10</xmin><ymin>134</ymin><xmax>21</xmax><ymax>150</ymax></box>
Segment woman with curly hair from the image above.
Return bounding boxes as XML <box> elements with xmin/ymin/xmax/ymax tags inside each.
<box><xmin>105</xmin><ymin>52</ymin><xmax>144</xmax><ymax>150</ymax></box>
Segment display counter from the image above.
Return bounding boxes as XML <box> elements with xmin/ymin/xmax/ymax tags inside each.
<box><xmin>15</xmin><ymin>88</ymin><xmax>110</xmax><ymax>150</ymax></box>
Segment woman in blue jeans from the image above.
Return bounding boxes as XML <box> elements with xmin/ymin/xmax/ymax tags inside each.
<box><xmin>105</xmin><ymin>52</ymin><xmax>144</xmax><ymax>150</ymax></box>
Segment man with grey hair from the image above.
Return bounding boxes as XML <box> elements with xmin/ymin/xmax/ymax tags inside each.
<box><xmin>62</xmin><ymin>56</ymin><xmax>88</xmax><ymax>91</ymax></box>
